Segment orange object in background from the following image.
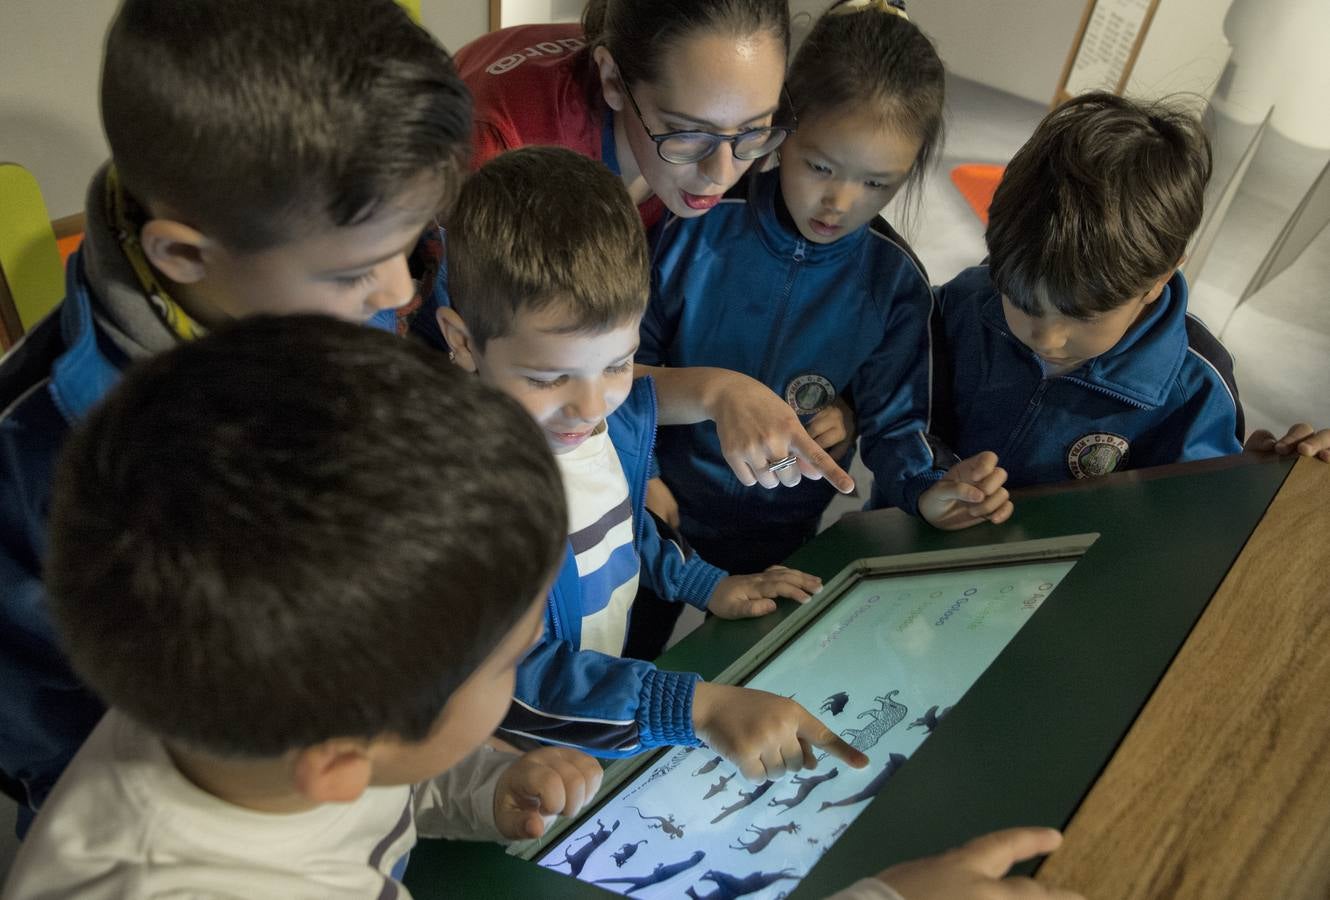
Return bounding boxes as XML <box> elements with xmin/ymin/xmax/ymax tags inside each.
<box><xmin>949</xmin><ymin>163</ymin><xmax>1005</xmax><ymax>225</ymax></box>
<box><xmin>57</xmin><ymin>233</ymin><xmax>83</xmax><ymax>267</ymax></box>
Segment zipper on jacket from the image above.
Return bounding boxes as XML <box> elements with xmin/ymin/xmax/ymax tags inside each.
<box><xmin>733</xmin><ymin>239</ymin><xmax>808</xmax><ymax>527</ymax></box>
<box><xmin>1002</xmin><ymin>378</ymin><xmax>1052</xmax><ymax>458</ymax></box>
<box><xmin>1064</xmin><ymin>376</ymin><xmax>1153</xmax><ymax>410</ymax></box>
<box><xmin>633</xmin><ymin>386</ymin><xmax>658</xmax><ymax>553</ymax></box>
<box><xmin>547</xmin><ymin>590</ymin><xmax>565</xmax><ymax>641</ymax></box>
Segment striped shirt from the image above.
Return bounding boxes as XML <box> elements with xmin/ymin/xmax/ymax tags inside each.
<box><xmin>555</xmin><ymin>426</ymin><xmax>639</xmax><ymax>656</ymax></box>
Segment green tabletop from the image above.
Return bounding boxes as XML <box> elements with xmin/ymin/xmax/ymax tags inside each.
<box><xmin>404</xmin><ymin>455</ymin><xmax>1293</xmax><ymax>898</ymax></box>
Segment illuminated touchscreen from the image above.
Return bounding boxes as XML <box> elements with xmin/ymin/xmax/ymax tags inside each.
<box><xmin>535</xmin><ymin>556</ymin><xmax>1077</xmax><ymax>898</ymax></box>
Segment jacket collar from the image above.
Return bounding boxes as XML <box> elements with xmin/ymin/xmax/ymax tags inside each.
<box><xmin>48</xmin><ymin>254</ymin><xmax>128</xmax><ymax>423</ymax></box>
<box><xmin>748</xmin><ymin>167</ymin><xmax>871</xmax><ymax>266</ymax></box>
<box><xmin>979</xmin><ymin>270</ymin><xmax>1191</xmax><ymax>409</ymax></box>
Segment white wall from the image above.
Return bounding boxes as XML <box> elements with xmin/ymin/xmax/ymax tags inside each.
<box><xmin>835</xmin><ymin>0</ymin><xmax>1085</xmax><ymax>106</ymax></box>
<box><xmin>422</xmin><ymin>0</ymin><xmax>489</xmax><ymax>55</ymax></box>
<box><xmin>494</xmin><ymin>0</ymin><xmax>582</xmax><ymax>29</ymax></box>
<box><xmin>0</xmin><ymin>0</ymin><xmax>121</xmax><ymax>219</ymax></box>
<box><xmin>0</xmin><ymin>0</ymin><xmax>488</xmax><ymax>221</ymax></box>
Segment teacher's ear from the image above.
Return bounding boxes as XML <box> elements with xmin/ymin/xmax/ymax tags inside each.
<box><xmin>593</xmin><ymin>46</ymin><xmax>627</xmax><ymax>113</ymax></box>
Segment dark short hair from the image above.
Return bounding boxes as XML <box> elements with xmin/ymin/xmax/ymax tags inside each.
<box><xmin>446</xmin><ymin>146</ymin><xmax>649</xmax><ymax>351</ymax></box>
<box><xmin>581</xmin><ymin>0</ymin><xmax>789</xmax><ymax>88</ymax></box>
<box><xmin>987</xmin><ymin>91</ymin><xmax>1212</xmax><ymax>318</ymax></box>
<box><xmin>47</xmin><ymin>316</ymin><xmax>566</xmax><ymax>758</ymax></box>
<box><xmin>785</xmin><ymin>2</ymin><xmax>945</xmax><ymax>222</ymax></box>
<box><xmin>101</xmin><ymin>0</ymin><xmax>471</xmax><ymax>254</ymax></box>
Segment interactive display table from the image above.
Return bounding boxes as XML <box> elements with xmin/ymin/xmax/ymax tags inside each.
<box><xmin>404</xmin><ymin>454</ymin><xmax>1330</xmax><ymax>899</ymax></box>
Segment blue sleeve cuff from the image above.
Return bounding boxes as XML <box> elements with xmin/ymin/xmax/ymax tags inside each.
<box><xmin>637</xmin><ymin>668</ymin><xmax>702</xmax><ymax>747</ymax></box>
<box><xmin>898</xmin><ymin>469</ymin><xmax>945</xmax><ymax>517</ymax></box>
<box><xmin>676</xmin><ymin>556</ymin><xmax>726</xmax><ymax>610</ymax></box>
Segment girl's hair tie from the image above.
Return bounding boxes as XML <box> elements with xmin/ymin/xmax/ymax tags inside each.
<box><xmin>829</xmin><ymin>0</ymin><xmax>909</xmax><ymax>21</ymax></box>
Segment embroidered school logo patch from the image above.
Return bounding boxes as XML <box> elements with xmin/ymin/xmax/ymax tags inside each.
<box><xmin>785</xmin><ymin>373</ymin><xmax>836</xmax><ymax>416</ymax></box>
<box><xmin>1066</xmin><ymin>433</ymin><xmax>1130</xmax><ymax>479</ymax></box>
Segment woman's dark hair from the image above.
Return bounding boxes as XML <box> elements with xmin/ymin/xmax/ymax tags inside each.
<box><xmin>581</xmin><ymin>0</ymin><xmax>790</xmax><ymax>87</ymax></box>
<box><xmin>785</xmin><ymin>1</ymin><xmax>946</xmax><ymax>225</ymax></box>
<box><xmin>987</xmin><ymin>91</ymin><xmax>1212</xmax><ymax>318</ymax></box>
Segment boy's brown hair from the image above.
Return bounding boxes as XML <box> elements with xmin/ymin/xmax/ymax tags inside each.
<box><xmin>986</xmin><ymin>91</ymin><xmax>1212</xmax><ymax>318</ymax></box>
<box><xmin>445</xmin><ymin>146</ymin><xmax>649</xmax><ymax>350</ymax></box>
<box><xmin>102</xmin><ymin>0</ymin><xmax>471</xmax><ymax>254</ymax></box>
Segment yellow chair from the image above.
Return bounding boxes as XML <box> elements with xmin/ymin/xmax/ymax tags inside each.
<box><xmin>397</xmin><ymin>0</ymin><xmax>421</xmax><ymax>22</ymax></box>
<box><xmin>0</xmin><ymin>163</ymin><xmax>65</xmax><ymax>351</ymax></box>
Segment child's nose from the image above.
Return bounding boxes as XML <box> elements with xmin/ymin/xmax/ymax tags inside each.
<box><xmin>1028</xmin><ymin>321</ymin><xmax>1067</xmax><ymax>351</ymax></box>
<box><xmin>565</xmin><ymin>381</ymin><xmax>606</xmax><ymax>423</ymax></box>
<box><xmin>368</xmin><ymin>253</ymin><xmax>414</xmax><ymax>311</ymax></box>
<box><xmin>821</xmin><ymin>184</ymin><xmax>850</xmax><ymax>214</ymax></box>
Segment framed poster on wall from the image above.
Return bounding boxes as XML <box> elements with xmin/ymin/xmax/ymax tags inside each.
<box><xmin>1053</xmin><ymin>0</ymin><xmax>1162</xmax><ymax>106</ymax></box>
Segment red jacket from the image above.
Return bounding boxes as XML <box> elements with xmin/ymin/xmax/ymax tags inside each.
<box><xmin>456</xmin><ymin>24</ymin><xmax>665</xmax><ymax>229</ymax></box>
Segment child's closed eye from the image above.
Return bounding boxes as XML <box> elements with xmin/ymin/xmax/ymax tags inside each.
<box><xmin>334</xmin><ymin>271</ymin><xmax>376</xmax><ymax>289</ymax></box>
<box><xmin>605</xmin><ymin>361</ymin><xmax>633</xmax><ymax>376</ymax></box>
<box><xmin>526</xmin><ymin>375</ymin><xmax>569</xmax><ymax>390</ymax></box>
<box><xmin>804</xmin><ymin>159</ymin><xmax>833</xmax><ymax>177</ymax></box>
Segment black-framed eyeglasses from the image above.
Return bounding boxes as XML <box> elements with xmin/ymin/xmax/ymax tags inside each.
<box><xmin>621</xmin><ymin>79</ymin><xmax>795</xmax><ymax>165</ymax></box>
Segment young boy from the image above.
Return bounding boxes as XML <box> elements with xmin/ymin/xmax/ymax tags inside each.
<box><xmin>436</xmin><ymin>146</ymin><xmax>867</xmax><ymax>783</ymax></box>
<box><xmin>2</xmin><ymin>316</ymin><xmax>599</xmax><ymax>896</ymax></box>
<box><xmin>3</xmin><ymin>317</ymin><xmax>1078</xmax><ymax>900</ymax></box>
<box><xmin>0</xmin><ymin>0</ymin><xmax>469</xmax><ymax>830</ymax></box>
<box><xmin>938</xmin><ymin>91</ymin><xmax>1328</xmax><ymax>487</ymax></box>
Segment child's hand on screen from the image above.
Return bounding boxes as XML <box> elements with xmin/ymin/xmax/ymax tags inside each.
<box><xmin>918</xmin><ymin>451</ymin><xmax>1013</xmax><ymax>531</ymax></box>
<box><xmin>708</xmin><ymin>566</ymin><xmax>822</xmax><ymax>619</ymax></box>
<box><xmin>691</xmin><ymin>683</ymin><xmax>868</xmax><ymax>782</ymax></box>
<box><xmin>873</xmin><ymin>828</ymin><xmax>1082</xmax><ymax>900</ymax></box>
<box><xmin>493</xmin><ymin>747</ymin><xmax>603</xmax><ymax>840</ymax></box>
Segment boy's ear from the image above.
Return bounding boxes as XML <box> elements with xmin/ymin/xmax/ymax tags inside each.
<box><xmin>291</xmin><ymin>739</ymin><xmax>374</xmax><ymax>805</ymax></box>
<box><xmin>436</xmin><ymin>307</ymin><xmax>480</xmax><ymax>373</ymax></box>
<box><xmin>1144</xmin><ymin>258</ymin><xmax>1184</xmax><ymax>305</ymax></box>
<box><xmin>138</xmin><ymin>218</ymin><xmax>217</xmax><ymax>286</ymax></box>
<box><xmin>593</xmin><ymin>47</ymin><xmax>625</xmax><ymax>112</ymax></box>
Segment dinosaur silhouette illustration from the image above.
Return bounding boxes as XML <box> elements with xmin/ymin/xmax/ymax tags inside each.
<box><xmin>684</xmin><ymin>867</ymin><xmax>799</xmax><ymax>900</ymax></box>
<box><xmin>710</xmin><ymin>780</ymin><xmax>774</xmax><ymax>824</ymax></box>
<box><xmin>819</xmin><ymin>753</ymin><xmax>907</xmax><ymax>811</ymax></box>
<box><xmin>820</xmin><ymin>692</ymin><xmax>849</xmax><ymax>716</ymax></box>
<box><xmin>907</xmin><ymin>704</ymin><xmax>953</xmax><ymax>734</ymax></box>
<box><xmin>552</xmin><ymin>818</ymin><xmax>619</xmax><ymax>877</ymax></box>
<box><xmin>611</xmin><ymin>840</ymin><xmax>648</xmax><ymax>867</ymax></box>
<box><xmin>693</xmin><ymin>755</ymin><xmax>724</xmax><ymax>776</ymax></box>
<box><xmin>704</xmin><ymin>772</ymin><xmax>734</xmax><ymax>799</ymax></box>
<box><xmin>768</xmin><ymin>767</ymin><xmax>839</xmax><ymax>814</ymax></box>
<box><xmin>593</xmin><ymin>850</ymin><xmax>706</xmax><ymax>894</ymax></box>
<box><xmin>729</xmin><ymin>821</ymin><xmax>800</xmax><ymax>854</ymax></box>
<box><xmin>839</xmin><ymin>691</ymin><xmax>907</xmax><ymax>752</ymax></box>
<box><xmin>627</xmin><ymin>806</ymin><xmax>685</xmax><ymax>839</ymax></box>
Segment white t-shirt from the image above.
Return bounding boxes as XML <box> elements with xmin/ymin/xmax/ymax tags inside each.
<box><xmin>2</xmin><ymin>711</ymin><xmax>514</xmax><ymax>900</ymax></box>
<box><xmin>555</xmin><ymin>427</ymin><xmax>639</xmax><ymax>657</ymax></box>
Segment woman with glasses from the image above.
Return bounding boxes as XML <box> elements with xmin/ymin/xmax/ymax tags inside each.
<box><xmin>453</xmin><ymin>0</ymin><xmax>792</xmax><ymax>230</ymax></box>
